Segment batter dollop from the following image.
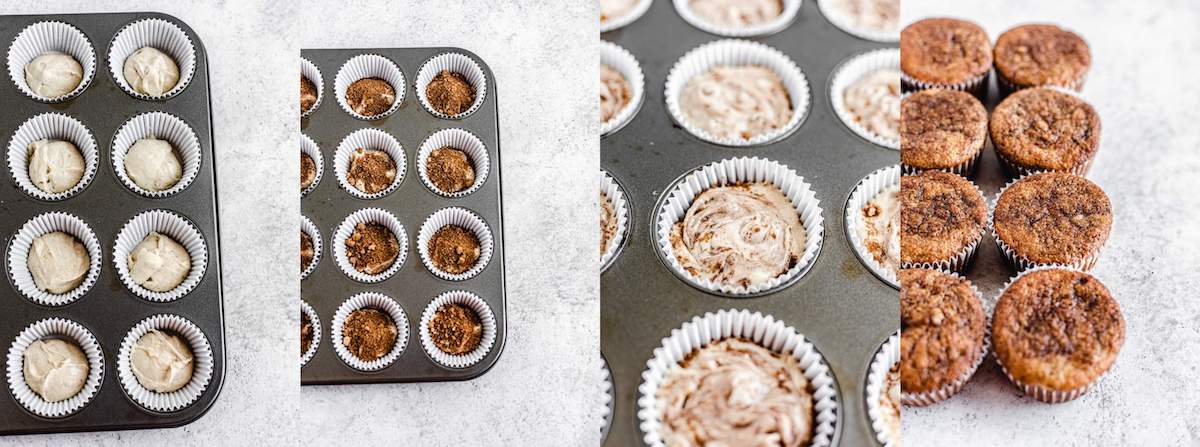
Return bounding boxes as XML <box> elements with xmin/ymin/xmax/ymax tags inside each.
<box><xmin>680</xmin><ymin>66</ymin><xmax>792</xmax><ymax>141</ymax></box>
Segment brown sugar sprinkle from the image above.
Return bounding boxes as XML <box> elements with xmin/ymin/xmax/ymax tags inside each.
<box><xmin>429</xmin><ymin>303</ymin><xmax>482</xmax><ymax>355</ymax></box>
<box><xmin>345</xmin><ymin>78</ymin><xmax>395</xmax><ymax>117</ymax></box>
<box><xmin>300</xmin><ymin>75</ymin><xmax>318</xmax><ymax>112</ymax></box>
<box><xmin>346</xmin><ymin>148</ymin><xmax>396</xmax><ymax>194</ymax></box>
<box><xmin>300</xmin><ymin>230</ymin><xmax>314</xmax><ymax>273</ymax></box>
<box><xmin>345</xmin><ymin>222</ymin><xmax>400</xmax><ymax>275</ymax></box>
<box><xmin>342</xmin><ymin>308</ymin><xmax>397</xmax><ymax>361</ymax></box>
<box><xmin>301</xmin><ymin>153</ymin><xmax>317</xmax><ymax>191</ymax></box>
<box><xmin>426</xmin><ymin>70</ymin><xmax>475</xmax><ymax>116</ymax></box>
<box><xmin>426</xmin><ymin>147</ymin><xmax>475</xmax><ymax>193</ymax></box>
<box><xmin>428</xmin><ymin>225</ymin><xmax>481</xmax><ymax>274</ymax></box>
<box><xmin>300</xmin><ymin>311</ymin><xmax>313</xmax><ymax>356</ymax></box>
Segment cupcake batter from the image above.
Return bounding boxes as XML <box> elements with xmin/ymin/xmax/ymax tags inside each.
<box><xmin>600</xmin><ymin>191</ymin><xmax>617</xmax><ymax>256</ymax></box>
<box><xmin>600</xmin><ymin>0</ymin><xmax>639</xmax><ymax>22</ymax></box>
<box><xmin>690</xmin><ymin>0</ymin><xmax>783</xmax><ymax>28</ymax></box>
<box><xmin>822</xmin><ymin>0</ymin><xmax>899</xmax><ymax>34</ymax></box>
<box><xmin>858</xmin><ymin>184</ymin><xmax>900</xmax><ymax>275</ymax></box>
<box><xmin>125</xmin><ymin>137</ymin><xmax>183</xmax><ymax>192</ymax></box>
<box><xmin>679</xmin><ymin>65</ymin><xmax>792</xmax><ymax>141</ymax></box>
<box><xmin>24</xmin><ymin>51</ymin><xmax>83</xmax><ymax>98</ymax></box>
<box><xmin>880</xmin><ymin>363</ymin><xmax>901</xmax><ymax>446</ymax></box>
<box><xmin>28</xmin><ymin>231</ymin><xmax>90</xmax><ymax>294</ymax></box>
<box><xmin>131</xmin><ymin>329</ymin><xmax>194</xmax><ymax>393</ymax></box>
<box><xmin>844</xmin><ymin>70</ymin><xmax>901</xmax><ymax>141</ymax></box>
<box><xmin>28</xmin><ymin>139</ymin><xmax>85</xmax><ymax>194</ymax></box>
<box><xmin>128</xmin><ymin>232</ymin><xmax>191</xmax><ymax>292</ymax></box>
<box><xmin>600</xmin><ymin>64</ymin><xmax>631</xmax><ymax>124</ymax></box>
<box><xmin>123</xmin><ymin>47</ymin><xmax>180</xmax><ymax>96</ymax></box>
<box><xmin>23</xmin><ymin>339</ymin><xmax>89</xmax><ymax>402</ymax></box>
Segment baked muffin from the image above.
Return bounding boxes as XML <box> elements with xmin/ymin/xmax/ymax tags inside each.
<box><xmin>899</xmin><ymin>171</ymin><xmax>986</xmax><ymax>271</ymax></box>
<box><xmin>993</xmin><ymin>172</ymin><xmax>1111</xmax><ymax>271</ymax></box>
<box><xmin>994</xmin><ymin>24</ymin><xmax>1090</xmax><ymax>94</ymax></box>
<box><xmin>992</xmin><ymin>268</ymin><xmax>1124</xmax><ymax>403</ymax></box>
<box><xmin>990</xmin><ymin>87</ymin><xmax>1101</xmax><ymax>176</ymax></box>
<box><xmin>900</xmin><ymin>88</ymin><xmax>988</xmax><ymax>175</ymax></box>
<box><xmin>899</xmin><ymin>268</ymin><xmax>986</xmax><ymax>405</ymax></box>
<box><xmin>900</xmin><ymin>18</ymin><xmax>992</xmax><ymax>96</ymax></box>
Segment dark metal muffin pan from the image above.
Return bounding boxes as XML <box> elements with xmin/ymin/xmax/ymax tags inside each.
<box><xmin>601</xmin><ymin>1</ymin><xmax>898</xmax><ymax>445</ymax></box>
<box><xmin>0</xmin><ymin>12</ymin><xmax>224</xmax><ymax>435</ymax></box>
<box><xmin>300</xmin><ymin>48</ymin><xmax>505</xmax><ymax>385</ymax></box>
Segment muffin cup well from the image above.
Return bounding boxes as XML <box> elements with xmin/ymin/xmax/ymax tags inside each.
<box><xmin>654</xmin><ymin>156</ymin><xmax>824</xmax><ymax>297</ymax></box>
<box><xmin>6</xmin><ymin>20</ymin><xmax>96</xmax><ymax>102</ymax></box>
<box><xmin>901</xmin><ymin>270</ymin><xmax>990</xmax><ymax>406</ymax></box>
<box><xmin>899</xmin><ymin>176</ymin><xmax>986</xmax><ymax>273</ymax></box>
<box><xmin>300</xmin><ymin>214</ymin><xmax>322</xmax><ymax>280</ymax></box>
<box><xmin>600</xmin><ymin>41</ymin><xmax>645</xmax><ymax>137</ymax></box>
<box><xmin>673</xmin><ymin>0</ymin><xmax>801</xmax><ymax>37</ymax></box>
<box><xmin>416</xmin><ymin>128</ymin><xmax>489</xmax><ymax>198</ymax></box>
<box><xmin>5</xmin><ymin>318</ymin><xmax>103</xmax><ymax>418</ymax></box>
<box><xmin>829</xmin><ymin>48</ymin><xmax>900</xmax><ymax>150</ymax></box>
<box><xmin>116</xmin><ymin>314</ymin><xmax>213</xmax><ymax>413</ymax></box>
<box><xmin>331</xmin><ymin>208</ymin><xmax>408</xmax><ymax>283</ymax></box>
<box><xmin>300</xmin><ymin>300</ymin><xmax>321</xmax><ymax>367</ymax></box>
<box><xmin>333</xmin><ymin>54</ymin><xmax>405</xmax><ymax>121</ymax></box>
<box><xmin>600</xmin><ymin>0</ymin><xmax>653</xmax><ymax>33</ymax></box>
<box><xmin>416</xmin><ymin>207</ymin><xmax>494</xmax><ymax>281</ymax></box>
<box><xmin>418</xmin><ymin>290</ymin><xmax>497</xmax><ymax>369</ymax></box>
<box><xmin>300</xmin><ymin>57</ymin><xmax>324</xmax><ymax>118</ymax></box>
<box><xmin>111</xmin><ymin>111</ymin><xmax>202</xmax><ymax>198</ymax></box>
<box><xmin>665</xmin><ymin>39</ymin><xmax>811</xmax><ymax>147</ymax></box>
<box><xmin>8</xmin><ymin>212</ymin><xmax>103</xmax><ymax>307</ymax></box>
<box><xmin>333</xmin><ymin>128</ymin><xmax>406</xmax><ymax>200</ymax></box>
<box><xmin>636</xmin><ymin>309</ymin><xmax>840</xmax><ymax>447</ymax></box>
<box><xmin>7</xmin><ymin>112</ymin><xmax>99</xmax><ymax>201</ymax></box>
<box><xmin>108</xmin><ymin>18</ymin><xmax>196</xmax><ymax>100</ymax></box>
<box><xmin>817</xmin><ymin>0</ymin><xmax>900</xmax><ymax>43</ymax></box>
<box><xmin>865</xmin><ymin>332</ymin><xmax>899</xmax><ymax>447</ymax></box>
<box><xmin>989</xmin><ymin>174</ymin><xmax>1106</xmax><ymax>272</ymax></box>
<box><xmin>112</xmin><ymin>209</ymin><xmax>209</xmax><ymax>302</ymax></box>
<box><xmin>300</xmin><ymin>133</ymin><xmax>324</xmax><ymax>197</ymax></box>
<box><xmin>845</xmin><ymin>165</ymin><xmax>900</xmax><ymax>288</ymax></box>
<box><xmin>901</xmin><ymin>69</ymin><xmax>989</xmax><ymax>99</ymax></box>
<box><xmin>330</xmin><ymin>292</ymin><xmax>409</xmax><ymax>371</ymax></box>
<box><xmin>600</xmin><ymin>170</ymin><xmax>630</xmax><ymax>273</ymax></box>
<box><xmin>415</xmin><ymin>52</ymin><xmax>488</xmax><ymax>120</ymax></box>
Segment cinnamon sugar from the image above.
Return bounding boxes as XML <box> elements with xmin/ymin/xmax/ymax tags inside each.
<box><xmin>300</xmin><ymin>230</ymin><xmax>314</xmax><ymax>272</ymax></box>
<box><xmin>426</xmin><ymin>70</ymin><xmax>475</xmax><ymax>116</ymax></box>
<box><xmin>301</xmin><ymin>152</ymin><xmax>317</xmax><ymax>191</ymax></box>
<box><xmin>428</xmin><ymin>225</ymin><xmax>480</xmax><ymax>274</ymax></box>
<box><xmin>426</xmin><ymin>147</ymin><xmax>475</xmax><ymax>193</ymax></box>
<box><xmin>346</xmin><ymin>78</ymin><xmax>395</xmax><ymax>117</ymax></box>
<box><xmin>346</xmin><ymin>148</ymin><xmax>396</xmax><ymax>194</ymax></box>
<box><xmin>342</xmin><ymin>308</ymin><xmax>397</xmax><ymax>361</ymax></box>
<box><xmin>345</xmin><ymin>222</ymin><xmax>400</xmax><ymax>275</ymax></box>
<box><xmin>428</xmin><ymin>303</ymin><xmax>482</xmax><ymax>355</ymax></box>
<box><xmin>300</xmin><ymin>75</ymin><xmax>318</xmax><ymax>112</ymax></box>
<box><xmin>300</xmin><ymin>311</ymin><xmax>313</xmax><ymax>355</ymax></box>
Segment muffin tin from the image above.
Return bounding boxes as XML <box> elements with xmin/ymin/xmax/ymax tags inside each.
<box><xmin>300</xmin><ymin>48</ymin><xmax>505</xmax><ymax>385</ymax></box>
<box><xmin>0</xmin><ymin>13</ymin><xmax>224</xmax><ymax>434</ymax></box>
<box><xmin>600</xmin><ymin>1</ymin><xmax>898</xmax><ymax>445</ymax></box>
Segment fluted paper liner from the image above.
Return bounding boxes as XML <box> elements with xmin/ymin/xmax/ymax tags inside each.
<box><xmin>817</xmin><ymin>0</ymin><xmax>900</xmax><ymax>42</ymax></box>
<box><xmin>332</xmin><ymin>208</ymin><xmax>408</xmax><ymax>283</ymax></box>
<box><xmin>113</xmin><ymin>209</ymin><xmax>209</xmax><ymax>302</ymax></box>
<box><xmin>331</xmin><ymin>292</ymin><xmax>409</xmax><ymax>371</ymax></box>
<box><xmin>600</xmin><ymin>41</ymin><xmax>645</xmax><ymax>137</ymax></box>
<box><xmin>673</xmin><ymin>0</ymin><xmax>801</xmax><ymax>37</ymax></box>
<box><xmin>600</xmin><ymin>355</ymin><xmax>614</xmax><ymax>439</ymax></box>
<box><xmin>7</xmin><ymin>112</ymin><xmax>98</xmax><ymax>201</ymax></box>
<box><xmin>865</xmin><ymin>332</ymin><xmax>899</xmax><ymax>446</ymax></box>
<box><xmin>899</xmin><ymin>173</ymin><xmax>985</xmax><ymax>273</ymax></box>
<box><xmin>600</xmin><ymin>170</ymin><xmax>629</xmax><ymax>273</ymax></box>
<box><xmin>829</xmin><ymin>48</ymin><xmax>900</xmax><ymax>150</ymax></box>
<box><xmin>334</xmin><ymin>127</ymin><xmax>406</xmax><ymax>200</ymax></box>
<box><xmin>9</xmin><ymin>212</ymin><xmax>102</xmax><ymax>307</ymax></box>
<box><xmin>6</xmin><ymin>318</ymin><xmax>103</xmax><ymax>418</ymax></box>
<box><xmin>117</xmin><ymin>314</ymin><xmax>213</xmax><ymax>412</ymax></box>
<box><xmin>416</xmin><ymin>207</ymin><xmax>494</xmax><ymax>281</ymax></box>
<box><xmin>600</xmin><ymin>0</ymin><xmax>652</xmax><ymax>32</ymax></box>
<box><xmin>300</xmin><ymin>57</ymin><xmax>324</xmax><ymax>117</ymax></box>
<box><xmin>108</xmin><ymin>18</ymin><xmax>196</xmax><ymax>100</ymax></box>
<box><xmin>845</xmin><ymin>165</ymin><xmax>900</xmax><ymax>288</ymax></box>
<box><xmin>416</xmin><ymin>128</ymin><xmax>490</xmax><ymax>198</ymax></box>
<box><xmin>333</xmin><ymin>54</ymin><xmax>405</xmax><ymax>120</ymax></box>
<box><xmin>111</xmin><ymin>111</ymin><xmax>202</xmax><ymax>198</ymax></box>
<box><xmin>902</xmin><ymin>68</ymin><xmax>988</xmax><ymax>98</ymax></box>
<box><xmin>300</xmin><ymin>133</ymin><xmax>323</xmax><ymax>197</ymax></box>
<box><xmin>300</xmin><ymin>214</ymin><xmax>322</xmax><ymax>280</ymax></box>
<box><xmin>300</xmin><ymin>300</ymin><xmax>321</xmax><ymax>367</ymax></box>
<box><xmin>989</xmin><ymin>173</ymin><xmax>1106</xmax><ymax>272</ymax></box>
<box><xmin>6</xmin><ymin>20</ymin><xmax>96</xmax><ymax>102</ymax></box>
<box><xmin>901</xmin><ymin>270</ymin><xmax>989</xmax><ymax>406</ymax></box>
<box><xmin>418</xmin><ymin>291</ymin><xmax>497</xmax><ymax>369</ymax></box>
<box><xmin>415</xmin><ymin>52</ymin><xmax>488</xmax><ymax>119</ymax></box>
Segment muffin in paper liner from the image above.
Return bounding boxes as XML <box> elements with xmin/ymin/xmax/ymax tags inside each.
<box><xmin>600</xmin><ymin>0</ymin><xmax>652</xmax><ymax>33</ymax></box>
<box><xmin>300</xmin><ymin>300</ymin><xmax>321</xmax><ymax>367</ymax></box>
<box><xmin>416</xmin><ymin>128</ymin><xmax>490</xmax><ymax>198</ymax></box>
<box><xmin>417</xmin><ymin>290</ymin><xmax>497</xmax><ymax>369</ymax></box>
<box><xmin>6</xmin><ymin>112</ymin><xmax>99</xmax><ymax>201</ymax></box>
<box><xmin>865</xmin><ymin>332</ymin><xmax>899</xmax><ymax>446</ymax></box>
<box><xmin>817</xmin><ymin>0</ymin><xmax>900</xmax><ymax>43</ymax></box>
<box><xmin>117</xmin><ymin>314</ymin><xmax>213</xmax><ymax>412</ymax></box>
<box><xmin>300</xmin><ymin>57</ymin><xmax>324</xmax><ymax>118</ymax></box>
<box><xmin>665</xmin><ymin>39</ymin><xmax>811</xmax><ymax>147</ymax></box>
<box><xmin>111</xmin><ymin>111</ymin><xmax>202</xmax><ymax>198</ymax></box>
<box><xmin>600</xmin><ymin>354</ymin><xmax>614</xmax><ymax>440</ymax></box>
<box><xmin>636</xmin><ymin>309</ymin><xmax>840</xmax><ymax>447</ymax></box>
<box><xmin>108</xmin><ymin>17</ymin><xmax>196</xmax><ymax>101</ymax></box>
<box><xmin>995</xmin><ymin>26</ymin><xmax>1089</xmax><ymax>97</ymax></box>
<box><xmin>899</xmin><ymin>173</ymin><xmax>986</xmax><ymax>273</ymax></box>
<box><xmin>673</xmin><ymin>0</ymin><xmax>801</xmax><ymax>37</ymax></box>
<box><xmin>989</xmin><ymin>173</ymin><xmax>1107</xmax><ymax>272</ymax></box>
<box><xmin>333</xmin><ymin>54</ymin><xmax>405</xmax><ymax>121</ymax></box>
<box><xmin>5</xmin><ymin>318</ymin><xmax>103</xmax><ymax>418</ymax></box>
<box><xmin>654</xmin><ymin>156</ymin><xmax>824</xmax><ymax>297</ymax></box>
<box><xmin>330</xmin><ymin>292</ymin><xmax>409</xmax><ymax>371</ymax></box>
<box><xmin>829</xmin><ymin>48</ymin><xmax>900</xmax><ymax>150</ymax></box>
<box><xmin>8</xmin><ymin>212</ymin><xmax>103</xmax><ymax>307</ymax></box>
<box><xmin>415</xmin><ymin>52</ymin><xmax>488</xmax><ymax>120</ymax></box>
<box><xmin>845</xmin><ymin>165</ymin><xmax>900</xmax><ymax>288</ymax></box>
<box><xmin>300</xmin><ymin>214</ymin><xmax>322</xmax><ymax>280</ymax></box>
<box><xmin>6</xmin><ymin>20</ymin><xmax>96</xmax><ymax>103</ymax></box>
<box><xmin>416</xmin><ymin>207</ymin><xmax>494</xmax><ymax>281</ymax></box>
<box><xmin>899</xmin><ymin>110</ymin><xmax>982</xmax><ymax>178</ymax></box>
<box><xmin>600</xmin><ymin>169</ymin><xmax>630</xmax><ymax>273</ymax></box>
<box><xmin>600</xmin><ymin>41</ymin><xmax>645</xmax><ymax>137</ymax></box>
<box><xmin>333</xmin><ymin>127</ymin><xmax>406</xmax><ymax>200</ymax></box>
<box><xmin>331</xmin><ymin>207</ymin><xmax>408</xmax><ymax>283</ymax></box>
<box><xmin>300</xmin><ymin>133</ymin><xmax>324</xmax><ymax>197</ymax></box>
<box><xmin>992</xmin><ymin>87</ymin><xmax>1097</xmax><ymax>178</ymax></box>
<box><xmin>112</xmin><ymin>209</ymin><xmax>209</xmax><ymax>302</ymax></box>
<box><xmin>901</xmin><ymin>270</ymin><xmax>990</xmax><ymax>406</ymax></box>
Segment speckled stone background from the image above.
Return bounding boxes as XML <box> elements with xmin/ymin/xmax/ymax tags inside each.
<box><xmin>902</xmin><ymin>1</ymin><xmax>1200</xmax><ymax>445</ymax></box>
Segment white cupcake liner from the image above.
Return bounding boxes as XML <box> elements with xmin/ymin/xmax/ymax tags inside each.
<box><xmin>6</xmin><ymin>112</ymin><xmax>99</xmax><ymax>201</ymax></box>
<box><xmin>600</xmin><ymin>170</ymin><xmax>630</xmax><ymax>273</ymax></box>
<box><xmin>112</xmin><ymin>209</ymin><xmax>209</xmax><ymax>302</ymax></box>
<box><xmin>416</xmin><ymin>128</ymin><xmax>490</xmax><ymax>198</ymax></box>
<box><xmin>665</xmin><ymin>39</ymin><xmax>811</xmax><ymax>147</ymax></box>
<box><xmin>418</xmin><ymin>290</ymin><xmax>497</xmax><ymax>368</ymax></box>
<box><xmin>600</xmin><ymin>41</ymin><xmax>645</xmax><ymax>137</ymax></box>
<box><xmin>416</xmin><ymin>207</ymin><xmax>494</xmax><ymax>281</ymax></box>
<box><xmin>5</xmin><ymin>318</ymin><xmax>103</xmax><ymax>418</ymax></box>
<box><xmin>865</xmin><ymin>332</ymin><xmax>899</xmax><ymax>447</ymax></box>
<box><xmin>673</xmin><ymin>0</ymin><xmax>801</xmax><ymax>37</ymax></box>
<box><xmin>331</xmin><ymin>208</ymin><xmax>408</xmax><ymax>283</ymax></box>
<box><xmin>989</xmin><ymin>173</ymin><xmax>1106</xmax><ymax>273</ymax></box>
<box><xmin>899</xmin><ymin>173</ymin><xmax>986</xmax><ymax>273</ymax></box>
<box><xmin>300</xmin><ymin>214</ymin><xmax>322</xmax><ymax>280</ymax></box>
<box><xmin>300</xmin><ymin>57</ymin><xmax>324</xmax><ymax>118</ymax></box>
<box><xmin>111</xmin><ymin>111</ymin><xmax>202</xmax><ymax>198</ymax></box>
<box><xmin>901</xmin><ymin>270</ymin><xmax>990</xmax><ymax>406</ymax></box>
<box><xmin>8</xmin><ymin>212</ymin><xmax>102</xmax><ymax>307</ymax></box>
<box><xmin>333</xmin><ymin>54</ymin><xmax>405</xmax><ymax>120</ymax></box>
<box><xmin>637</xmin><ymin>309</ymin><xmax>840</xmax><ymax>447</ymax></box>
<box><xmin>829</xmin><ymin>48</ymin><xmax>900</xmax><ymax>150</ymax></box>
<box><xmin>300</xmin><ymin>300</ymin><xmax>321</xmax><ymax>367</ymax></box>
<box><xmin>845</xmin><ymin>165</ymin><xmax>900</xmax><ymax>288</ymax></box>
<box><xmin>600</xmin><ymin>355</ymin><xmax>614</xmax><ymax>440</ymax></box>
<box><xmin>334</xmin><ymin>128</ymin><xmax>406</xmax><ymax>200</ymax></box>
<box><xmin>655</xmin><ymin>156</ymin><xmax>824</xmax><ymax>296</ymax></box>
<box><xmin>7</xmin><ymin>21</ymin><xmax>96</xmax><ymax>102</ymax></box>
<box><xmin>415</xmin><ymin>52</ymin><xmax>488</xmax><ymax>120</ymax></box>
<box><xmin>117</xmin><ymin>314</ymin><xmax>213</xmax><ymax>412</ymax></box>
<box><xmin>108</xmin><ymin>18</ymin><xmax>196</xmax><ymax>100</ymax></box>
<box><xmin>902</xmin><ymin>69</ymin><xmax>989</xmax><ymax>99</ymax></box>
<box><xmin>300</xmin><ymin>133</ymin><xmax>324</xmax><ymax>197</ymax></box>
<box><xmin>330</xmin><ymin>292</ymin><xmax>409</xmax><ymax>371</ymax></box>
<box><xmin>817</xmin><ymin>0</ymin><xmax>900</xmax><ymax>42</ymax></box>
<box><xmin>600</xmin><ymin>0</ymin><xmax>653</xmax><ymax>32</ymax></box>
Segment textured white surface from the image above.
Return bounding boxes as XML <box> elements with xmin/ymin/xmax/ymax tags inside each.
<box><xmin>902</xmin><ymin>1</ymin><xmax>1200</xmax><ymax>445</ymax></box>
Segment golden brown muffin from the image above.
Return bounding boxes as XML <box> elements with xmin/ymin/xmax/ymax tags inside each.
<box><xmin>899</xmin><ymin>268</ymin><xmax>986</xmax><ymax>399</ymax></box>
<box><xmin>900</xmin><ymin>18</ymin><xmax>992</xmax><ymax>90</ymax></box>
<box><xmin>990</xmin><ymin>88</ymin><xmax>1101</xmax><ymax>175</ymax></box>
<box><xmin>993</xmin><ymin>172</ymin><xmax>1111</xmax><ymax>268</ymax></box>
<box><xmin>900</xmin><ymin>89</ymin><xmax>988</xmax><ymax>172</ymax></box>
<box><xmin>994</xmin><ymin>24</ymin><xmax>1090</xmax><ymax>92</ymax></box>
<box><xmin>899</xmin><ymin>171</ymin><xmax>987</xmax><ymax>267</ymax></box>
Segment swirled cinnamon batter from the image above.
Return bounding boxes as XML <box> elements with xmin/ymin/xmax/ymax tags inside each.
<box><xmin>679</xmin><ymin>66</ymin><xmax>792</xmax><ymax>141</ymax></box>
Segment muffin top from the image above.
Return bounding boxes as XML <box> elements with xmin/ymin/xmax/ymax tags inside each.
<box><xmin>900</xmin><ymin>171</ymin><xmax>987</xmax><ymax>264</ymax></box>
<box><xmin>993</xmin><ymin>268</ymin><xmax>1124</xmax><ymax>391</ymax></box>
<box><xmin>990</xmin><ymin>88</ymin><xmax>1101</xmax><ymax>172</ymax></box>
<box><xmin>900</xmin><ymin>89</ymin><xmax>988</xmax><ymax>170</ymax></box>
<box><xmin>994</xmin><ymin>24</ymin><xmax>1090</xmax><ymax>88</ymax></box>
<box><xmin>899</xmin><ymin>268</ymin><xmax>986</xmax><ymax>394</ymax></box>
<box><xmin>994</xmin><ymin>172</ymin><xmax>1112</xmax><ymax>265</ymax></box>
<box><xmin>900</xmin><ymin>18</ymin><xmax>992</xmax><ymax>85</ymax></box>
